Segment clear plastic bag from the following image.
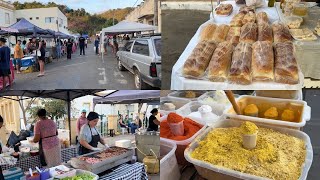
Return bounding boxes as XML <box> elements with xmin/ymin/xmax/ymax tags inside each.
<box><xmin>226</xmin><ymin>27</ymin><xmax>241</xmax><ymax>46</ymax></box>
<box><xmin>212</xmin><ymin>24</ymin><xmax>230</xmax><ymax>43</ymax></box>
<box><xmin>200</xmin><ymin>24</ymin><xmax>217</xmax><ymax>41</ymax></box>
<box><xmin>246</xmin><ymin>0</ymin><xmax>266</xmax><ymax>8</ymax></box>
<box><xmin>240</xmin><ymin>22</ymin><xmax>258</xmax><ymax>44</ymax></box>
<box><xmin>272</xmin><ymin>22</ymin><xmax>293</xmax><ymax>43</ymax></box>
<box><xmin>252</xmin><ymin>41</ymin><xmax>274</xmax><ymax>81</ymax></box>
<box><xmin>230</xmin><ymin>12</ymin><xmax>245</xmax><ymax>27</ymax></box>
<box><xmin>257</xmin><ymin>22</ymin><xmax>273</xmax><ymax>42</ymax></box>
<box><xmin>242</xmin><ymin>11</ymin><xmax>256</xmax><ymax>25</ymax></box>
<box><xmin>256</xmin><ymin>12</ymin><xmax>269</xmax><ymax>25</ymax></box>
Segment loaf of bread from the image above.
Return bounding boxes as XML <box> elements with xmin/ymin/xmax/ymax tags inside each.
<box><xmin>252</xmin><ymin>41</ymin><xmax>274</xmax><ymax>81</ymax></box>
<box><xmin>183</xmin><ymin>41</ymin><xmax>217</xmax><ymax>77</ymax></box>
<box><xmin>272</xmin><ymin>23</ymin><xmax>292</xmax><ymax>43</ymax></box>
<box><xmin>274</xmin><ymin>42</ymin><xmax>299</xmax><ymax>84</ymax></box>
<box><xmin>258</xmin><ymin>23</ymin><xmax>273</xmax><ymax>42</ymax></box>
<box><xmin>239</xmin><ymin>6</ymin><xmax>255</xmax><ymax>14</ymax></box>
<box><xmin>242</xmin><ymin>11</ymin><xmax>256</xmax><ymax>25</ymax></box>
<box><xmin>212</xmin><ymin>24</ymin><xmax>230</xmax><ymax>43</ymax></box>
<box><xmin>240</xmin><ymin>22</ymin><xmax>257</xmax><ymax>44</ymax></box>
<box><xmin>207</xmin><ymin>41</ymin><xmax>234</xmax><ymax>82</ymax></box>
<box><xmin>200</xmin><ymin>24</ymin><xmax>217</xmax><ymax>41</ymax></box>
<box><xmin>256</xmin><ymin>12</ymin><xmax>269</xmax><ymax>25</ymax></box>
<box><xmin>228</xmin><ymin>42</ymin><xmax>252</xmax><ymax>85</ymax></box>
<box><xmin>230</xmin><ymin>12</ymin><xmax>245</xmax><ymax>27</ymax></box>
<box><xmin>226</xmin><ymin>27</ymin><xmax>241</xmax><ymax>46</ymax></box>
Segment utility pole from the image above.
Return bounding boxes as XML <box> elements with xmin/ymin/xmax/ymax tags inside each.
<box><xmin>154</xmin><ymin>0</ymin><xmax>158</xmax><ymax>26</ymax></box>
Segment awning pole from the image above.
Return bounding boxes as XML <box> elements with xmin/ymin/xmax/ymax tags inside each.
<box><xmin>67</xmin><ymin>91</ymin><xmax>72</xmax><ymax>144</ymax></box>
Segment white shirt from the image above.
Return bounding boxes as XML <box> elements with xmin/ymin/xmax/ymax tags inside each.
<box><xmin>79</xmin><ymin>124</ymin><xmax>101</xmax><ymax>143</ymax></box>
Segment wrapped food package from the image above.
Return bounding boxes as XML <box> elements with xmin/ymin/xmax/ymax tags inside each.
<box><xmin>236</xmin><ymin>0</ymin><xmax>246</xmax><ymax>5</ymax></box>
<box><xmin>258</xmin><ymin>23</ymin><xmax>273</xmax><ymax>42</ymax></box>
<box><xmin>230</xmin><ymin>12</ymin><xmax>245</xmax><ymax>27</ymax></box>
<box><xmin>228</xmin><ymin>42</ymin><xmax>253</xmax><ymax>85</ymax></box>
<box><xmin>272</xmin><ymin>23</ymin><xmax>292</xmax><ymax>43</ymax></box>
<box><xmin>252</xmin><ymin>41</ymin><xmax>274</xmax><ymax>81</ymax></box>
<box><xmin>226</xmin><ymin>27</ymin><xmax>241</xmax><ymax>46</ymax></box>
<box><xmin>200</xmin><ymin>24</ymin><xmax>217</xmax><ymax>41</ymax></box>
<box><xmin>240</xmin><ymin>22</ymin><xmax>258</xmax><ymax>44</ymax></box>
<box><xmin>212</xmin><ymin>24</ymin><xmax>230</xmax><ymax>43</ymax></box>
<box><xmin>274</xmin><ymin>42</ymin><xmax>299</xmax><ymax>84</ymax></box>
<box><xmin>239</xmin><ymin>6</ymin><xmax>255</xmax><ymax>14</ymax></box>
<box><xmin>207</xmin><ymin>41</ymin><xmax>234</xmax><ymax>82</ymax></box>
<box><xmin>242</xmin><ymin>11</ymin><xmax>256</xmax><ymax>25</ymax></box>
<box><xmin>256</xmin><ymin>12</ymin><xmax>269</xmax><ymax>25</ymax></box>
<box><xmin>183</xmin><ymin>41</ymin><xmax>217</xmax><ymax>78</ymax></box>
<box><xmin>215</xmin><ymin>4</ymin><xmax>233</xmax><ymax>16</ymax></box>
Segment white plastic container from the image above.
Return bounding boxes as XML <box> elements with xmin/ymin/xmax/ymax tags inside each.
<box><xmin>160</xmin><ymin>114</ymin><xmax>207</xmax><ymax>165</ymax></box>
<box><xmin>168</xmin><ymin>91</ymin><xmax>207</xmax><ymax>101</ymax></box>
<box><xmin>160</xmin><ymin>96</ymin><xmax>191</xmax><ymax>115</ymax></box>
<box><xmin>197</xmin><ymin>91</ymin><xmax>231</xmax><ymax>116</ymax></box>
<box><xmin>223</xmin><ymin>95</ymin><xmax>311</xmax><ymax>129</ymax></box>
<box><xmin>184</xmin><ymin>119</ymin><xmax>313</xmax><ymax>180</ymax></box>
<box><xmin>115</xmin><ymin>140</ymin><xmax>131</xmax><ymax>148</ymax></box>
<box><xmin>160</xmin><ymin>139</ymin><xmax>181</xmax><ymax>180</ymax></box>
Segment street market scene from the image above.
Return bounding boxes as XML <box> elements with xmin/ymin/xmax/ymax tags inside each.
<box><xmin>0</xmin><ymin>0</ymin><xmax>161</xmax><ymax>90</ymax></box>
<box><xmin>0</xmin><ymin>90</ymin><xmax>160</xmax><ymax>180</ymax></box>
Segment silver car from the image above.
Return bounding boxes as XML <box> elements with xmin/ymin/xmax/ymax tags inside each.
<box><xmin>117</xmin><ymin>36</ymin><xmax>161</xmax><ymax>89</ymax></box>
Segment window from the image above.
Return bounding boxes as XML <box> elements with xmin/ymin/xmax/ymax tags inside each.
<box><xmin>29</xmin><ymin>17</ymin><xmax>32</xmax><ymax>20</ymax></box>
<box><xmin>132</xmin><ymin>40</ymin><xmax>149</xmax><ymax>56</ymax></box>
<box><xmin>45</xmin><ymin>17</ymin><xmax>54</xmax><ymax>23</ymax></box>
<box><xmin>5</xmin><ymin>13</ymin><xmax>10</xmax><ymax>24</ymax></box>
<box><xmin>125</xmin><ymin>41</ymin><xmax>133</xmax><ymax>52</ymax></box>
<box><xmin>36</xmin><ymin>17</ymin><xmax>39</xmax><ymax>20</ymax></box>
<box><xmin>59</xmin><ymin>18</ymin><xmax>63</xmax><ymax>27</ymax></box>
<box><xmin>154</xmin><ymin>39</ymin><xmax>161</xmax><ymax>57</ymax></box>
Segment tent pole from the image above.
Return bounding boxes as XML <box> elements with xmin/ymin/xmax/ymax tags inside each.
<box><xmin>67</xmin><ymin>91</ymin><xmax>72</xmax><ymax>144</ymax></box>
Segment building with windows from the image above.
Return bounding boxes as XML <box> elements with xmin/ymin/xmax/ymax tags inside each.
<box><xmin>14</xmin><ymin>7</ymin><xmax>69</xmax><ymax>34</ymax></box>
<box><xmin>0</xmin><ymin>0</ymin><xmax>15</xmax><ymax>27</ymax></box>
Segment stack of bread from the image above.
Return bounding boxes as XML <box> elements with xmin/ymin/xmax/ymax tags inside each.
<box><xmin>182</xmin><ymin>5</ymin><xmax>300</xmax><ymax>85</ymax></box>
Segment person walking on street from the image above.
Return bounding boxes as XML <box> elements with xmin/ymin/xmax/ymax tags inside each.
<box><xmin>79</xmin><ymin>35</ymin><xmax>85</xmax><ymax>56</ymax></box>
<box><xmin>56</xmin><ymin>39</ymin><xmax>61</xmax><ymax>59</ymax></box>
<box><xmin>14</xmin><ymin>40</ymin><xmax>24</xmax><ymax>74</ymax></box>
<box><xmin>103</xmin><ymin>36</ymin><xmax>108</xmax><ymax>55</ymax></box>
<box><xmin>72</xmin><ymin>39</ymin><xmax>76</xmax><ymax>53</ymax></box>
<box><xmin>21</xmin><ymin>40</ymin><xmax>27</xmax><ymax>55</ymax></box>
<box><xmin>113</xmin><ymin>35</ymin><xmax>119</xmax><ymax>57</ymax></box>
<box><xmin>66</xmin><ymin>39</ymin><xmax>73</xmax><ymax>60</ymax></box>
<box><xmin>94</xmin><ymin>36</ymin><xmax>100</xmax><ymax>55</ymax></box>
<box><xmin>0</xmin><ymin>38</ymin><xmax>12</xmax><ymax>90</ymax></box>
<box><xmin>85</xmin><ymin>38</ymin><xmax>88</xmax><ymax>48</ymax></box>
<box><xmin>37</xmin><ymin>40</ymin><xmax>46</xmax><ymax>77</ymax></box>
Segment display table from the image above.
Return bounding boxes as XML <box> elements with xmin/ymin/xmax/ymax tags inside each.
<box><xmin>2</xmin><ymin>146</ymin><xmax>77</xmax><ymax>171</ymax></box>
<box><xmin>98</xmin><ymin>162</ymin><xmax>148</xmax><ymax>180</ymax></box>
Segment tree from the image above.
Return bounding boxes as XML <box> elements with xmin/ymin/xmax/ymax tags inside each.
<box><xmin>17</xmin><ymin>96</ymin><xmax>38</xmax><ymax>126</ymax></box>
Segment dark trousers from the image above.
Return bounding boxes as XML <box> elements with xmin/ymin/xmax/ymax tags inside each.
<box><xmin>67</xmin><ymin>49</ymin><xmax>71</xmax><ymax>59</ymax></box>
<box><xmin>80</xmin><ymin>45</ymin><xmax>85</xmax><ymax>55</ymax></box>
<box><xmin>95</xmin><ymin>46</ymin><xmax>99</xmax><ymax>54</ymax></box>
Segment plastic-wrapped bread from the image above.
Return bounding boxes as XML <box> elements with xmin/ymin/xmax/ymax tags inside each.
<box><xmin>207</xmin><ymin>41</ymin><xmax>234</xmax><ymax>82</ymax></box>
<box><xmin>242</xmin><ymin>11</ymin><xmax>256</xmax><ymax>25</ymax></box>
<box><xmin>258</xmin><ymin>23</ymin><xmax>273</xmax><ymax>42</ymax></box>
<box><xmin>274</xmin><ymin>42</ymin><xmax>299</xmax><ymax>84</ymax></box>
<box><xmin>256</xmin><ymin>12</ymin><xmax>269</xmax><ymax>25</ymax></box>
<box><xmin>228</xmin><ymin>42</ymin><xmax>252</xmax><ymax>85</ymax></box>
<box><xmin>226</xmin><ymin>27</ymin><xmax>241</xmax><ymax>46</ymax></box>
<box><xmin>212</xmin><ymin>24</ymin><xmax>230</xmax><ymax>43</ymax></box>
<box><xmin>200</xmin><ymin>24</ymin><xmax>217</xmax><ymax>41</ymax></box>
<box><xmin>183</xmin><ymin>41</ymin><xmax>217</xmax><ymax>77</ymax></box>
<box><xmin>240</xmin><ymin>22</ymin><xmax>257</xmax><ymax>44</ymax></box>
<box><xmin>252</xmin><ymin>41</ymin><xmax>274</xmax><ymax>81</ymax></box>
<box><xmin>230</xmin><ymin>12</ymin><xmax>245</xmax><ymax>27</ymax></box>
<box><xmin>272</xmin><ymin>23</ymin><xmax>292</xmax><ymax>43</ymax></box>
<box><xmin>239</xmin><ymin>6</ymin><xmax>255</xmax><ymax>14</ymax></box>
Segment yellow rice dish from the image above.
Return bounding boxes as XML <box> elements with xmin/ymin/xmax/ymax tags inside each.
<box><xmin>191</xmin><ymin>126</ymin><xmax>306</xmax><ymax>180</ymax></box>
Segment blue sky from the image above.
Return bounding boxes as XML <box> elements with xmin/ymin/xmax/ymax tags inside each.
<box><xmin>15</xmin><ymin>0</ymin><xmax>144</xmax><ymax>14</ymax></box>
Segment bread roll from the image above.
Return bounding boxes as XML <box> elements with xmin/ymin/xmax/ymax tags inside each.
<box><xmin>183</xmin><ymin>41</ymin><xmax>217</xmax><ymax>77</ymax></box>
<box><xmin>226</xmin><ymin>27</ymin><xmax>241</xmax><ymax>45</ymax></box>
<box><xmin>228</xmin><ymin>42</ymin><xmax>252</xmax><ymax>85</ymax></box>
<box><xmin>200</xmin><ymin>24</ymin><xmax>217</xmax><ymax>41</ymax></box>
<box><xmin>252</xmin><ymin>41</ymin><xmax>274</xmax><ymax>81</ymax></box>
<box><xmin>240</xmin><ymin>22</ymin><xmax>257</xmax><ymax>44</ymax></box>
<box><xmin>242</xmin><ymin>11</ymin><xmax>256</xmax><ymax>25</ymax></box>
<box><xmin>258</xmin><ymin>23</ymin><xmax>273</xmax><ymax>42</ymax></box>
<box><xmin>256</xmin><ymin>12</ymin><xmax>269</xmax><ymax>25</ymax></box>
<box><xmin>274</xmin><ymin>42</ymin><xmax>299</xmax><ymax>84</ymax></box>
<box><xmin>216</xmin><ymin>4</ymin><xmax>233</xmax><ymax>16</ymax></box>
<box><xmin>212</xmin><ymin>24</ymin><xmax>230</xmax><ymax>43</ymax></box>
<box><xmin>230</xmin><ymin>12</ymin><xmax>245</xmax><ymax>27</ymax></box>
<box><xmin>207</xmin><ymin>41</ymin><xmax>234</xmax><ymax>82</ymax></box>
<box><xmin>272</xmin><ymin>23</ymin><xmax>292</xmax><ymax>43</ymax></box>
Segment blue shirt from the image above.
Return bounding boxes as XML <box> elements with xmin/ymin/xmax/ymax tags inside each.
<box><xmin>0</xmin><ymin>46</ymin><xmax>10</xmax><ymax>70</ymax></box>
<box><xmin>94</xmin><ymin>39</ymin><xmax>99</xmax><ymax>47</ymax></box>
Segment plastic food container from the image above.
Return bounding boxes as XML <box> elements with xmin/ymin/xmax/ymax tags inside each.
<box><xmin>223</xmin><ymin>95</ymin><xmax>311</xmax><ymax>129</ymax></box>
<box><xmin>293</xmin><ymin>2</ymin><xmax>308</xmax><ymax>16</ymax></box>
<box><xmin>160</xmin><ymin>115</ymin><xmax>207</xmax><ymax>165</ymax></box>
<box><xmin>168</xmin><ymin>91</ymin><xmax>207</xmax><ymax>101</ymax></box>
<box><xmin>255</xmin><ymin>90</ymin><xmax>302</xmax><ymax>100</ymax></box>
<box><xmin>184</xmin><ymin>119</ymin><xmax>313</xmax><ymax>180</ymax></box>
<box><xmin>168</xmin><ymin>121</ymin><xmax>185</xmax><ymax>136</ymax></box>
<box><xmin>160</xmin><ymin>96</ymin><xmax>191</xmax><ymax>115</ymax></box>
<box><xmin>197</xmin><ymin>91</ymin><xmax>231</xmax><ymax>116</ymax></box>
<box><xmin>285</xmin><ymin>15</ymin><xmax>303</xmax><ymax>29</ymax></box>
<box><xmin>160</xmin><ymin>139</ymin><xmax>181</xmax><ymax>180</ymax></box>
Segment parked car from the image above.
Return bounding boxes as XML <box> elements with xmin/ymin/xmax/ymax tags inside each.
<box><xmin>117</xmin><ymin>35</ymin><xmax>161</xmax><ymax>89</ymax></box>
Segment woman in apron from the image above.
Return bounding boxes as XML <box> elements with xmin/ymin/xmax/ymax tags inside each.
<box><xmin>79</xmin><ymin>112</ymin><xmax>109</xmax><ymax>155</ymax></box>
<box><xmin>31</xmin><ymin>109</ymin><xmax>61</xmax><ymax>167</ymax></box>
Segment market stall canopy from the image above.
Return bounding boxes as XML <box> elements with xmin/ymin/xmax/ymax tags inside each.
<box><xmin>101</xmin><ymin>21</ymin><xmax>157</xmax><ymax>34</ymax></box>
<box><xmin>93</xmin><ymin>90</ymin><xmax>160</xmax><ymax>104</ymax></box>
<box><xmin>0</xmin><ymin>27</ymin><xmax>19</xmax><ymax>33</ymax></box>
<box><xmin>5</xmin><ymin>18</ymin><xmax>54</xmax><ymax>36</ymax></box>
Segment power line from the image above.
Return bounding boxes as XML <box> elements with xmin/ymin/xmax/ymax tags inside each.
<box><xmin>132</xmin><ymin>0</ymin><xmax>140</xmax><ymax>7</ymax></box>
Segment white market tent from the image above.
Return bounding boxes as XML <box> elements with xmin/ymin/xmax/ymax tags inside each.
<box><xmin>101</xmin><ymin>20</ymin><xmax>157</xmax><ymax>35</ymax></box>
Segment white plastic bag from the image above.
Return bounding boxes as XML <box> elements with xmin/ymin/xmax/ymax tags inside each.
<box><xmin>246</xmin><ymin>0</ymin><xmax>266</xmax><ymax>8</ymax></box>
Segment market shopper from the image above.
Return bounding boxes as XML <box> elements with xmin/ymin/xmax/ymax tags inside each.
<box><xmin>37</xmin><ymin>40</ymin><xmax>46</xmax><ymax>77</ymax></box>
<box><xmin>113</xmin><ymin>35</ymin><xmax>119</xmax><ymax>56</ymax></box>
<box><xmin>72</xmin><ymin>39</ymin><xmax>76</xmax><ymax>53</ymax></box>
<box><xmin>131</xmin><ymin>116</ymin><xmax>142</xmax><ymax>134</ymax></box>
<box><xmin>79</xmin><ymin>112</ymin><xmax>109</xmax><ymax>155</ymax></box>
<box><xmin>14</xmin><ymin>40</ymin><xmax>24</xmax><ymax>74</ymax></box>
<box><xmin>21</xmin><ymin>40</ymin><xmax>27</xmax><ymax>55</ymax></box>
<box><xmin>66</xmin><ymin>39</ymin><xmax>73</xmax><ymax>59</ymax></box>
<box><xmin>0</xmin><ymin>37</ymin><xmax>12</xmax><ymax>90</ymax></box>
<box><xmin>118</xmin><ymin>114</ymin><xmax>130</xmax><ymax>134</ymax></box>
<box><xmin>32</xmin><ymin>109</ymin><xmax>61</xmax><ymax>167</ymax></box>
<box><xmin>94</xmin><ymin>36</ymin><xmax>100</xmax><ymax>55</ymax></box>
<box><xmin>76</xmin><ymin>109</ymin><xmax>88</xmax><ymax>144</ymax></box>
<box><xmin>56</xmin><ymin>39</ymin><xmax>61</xmax><ymax>59</ymax></box>
<box><xmin>85</xmin><ymin>38</ymin><xmax>88</xmax><ymax>48</ymax></box>
<box><xmin>79</xmin><ymin>35</ymin><xmax>85</xmax><ymax>56</ymax></box>
<box><xmin>103</xmin><ymin>36</ymin><xmax>108</xmax><ymax>55</ymax></box>
<box><xmin>147</xmin><ymin>108</ymin><xmax>160</xmax><ymax>131</ymax></box>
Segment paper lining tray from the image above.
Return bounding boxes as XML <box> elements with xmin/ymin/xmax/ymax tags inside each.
<box><xmin>223</xmin><ymin>95</ymin><xmax>311</xmax><ymax>129</ymax></box>
<box><xmin>184</xmin><ymin>119</ymin><xmax>313</xmax><ymax>180</ymax></box>
<box><xmin>70</xmin><ymin>147</ymin><xmax>134</xmax><ymax>174</ymax></box>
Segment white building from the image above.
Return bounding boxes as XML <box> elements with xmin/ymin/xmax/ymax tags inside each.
<box><xmin>14</xmin><ymin>7</ymin><xmax>69</xmax><ymax>34</ymax></box>
<box><xmin>0</xmin><ymin>0</ymin><xmax>15</xmax><ymax>27</ymax></box>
